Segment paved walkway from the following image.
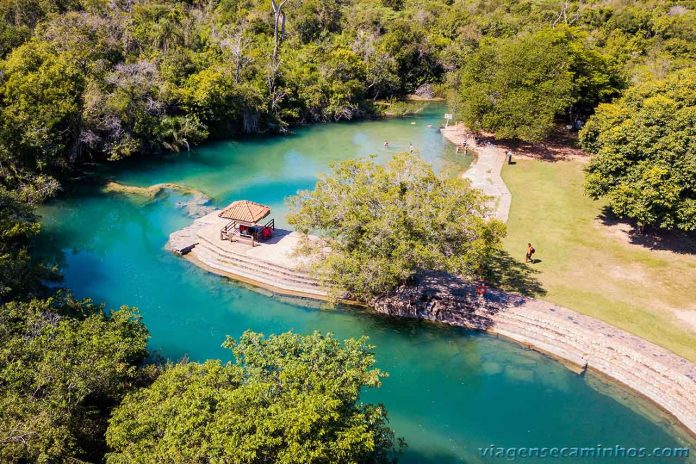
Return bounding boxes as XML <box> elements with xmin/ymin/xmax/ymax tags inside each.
<box><xmin>441</xmin><ymin>125</ymin><xmax>511</xmax><ymax>222</ymax></box>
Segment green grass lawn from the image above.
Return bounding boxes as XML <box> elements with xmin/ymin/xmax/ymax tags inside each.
<box><xmin>501</xmin><ymin>159</ymin><xmax>696</xmax><ymax>362</ymax></box>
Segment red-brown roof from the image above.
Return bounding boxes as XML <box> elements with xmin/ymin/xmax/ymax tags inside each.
<box><xmin>218</xmin><ymin>200</ymin><xmax>271</xmax><ymax>224</ymax></box>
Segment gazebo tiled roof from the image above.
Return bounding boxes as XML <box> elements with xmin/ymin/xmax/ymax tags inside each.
<box><xmin>218</xmin><ymin>200</ymin><xmax>271</xmax><ymax>224</ymax></box>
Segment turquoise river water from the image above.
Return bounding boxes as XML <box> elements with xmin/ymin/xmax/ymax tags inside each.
<box><xmin>38</xmin><ymin>104</ymin><xmax>695</xmax><ymax>463</ymax></box>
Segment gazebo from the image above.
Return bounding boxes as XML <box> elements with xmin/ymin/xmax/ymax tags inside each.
<box><xmin>219</xmin><ymin>200</ymin><xmax>275</xmax><ymax>246</ymax></box>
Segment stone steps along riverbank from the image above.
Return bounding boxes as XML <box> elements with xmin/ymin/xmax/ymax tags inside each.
<box><xmin>193</xmin><ymin>242</ymin><xmax>325</xmax><ymax>298</ymax></box>
<box><xmin>168</xmin><ymin>210</ymin><xmax>330</xmax><ymax>299</ymax></box>
<box><xmin>371</xmin><ymin>276</ymin><xmax>696</xmax><ymax>437</ymax></box>
<box><xmin>495</xmin><ymin>302</ymin><xmax>696</xmax><ymax>424</ymax></box>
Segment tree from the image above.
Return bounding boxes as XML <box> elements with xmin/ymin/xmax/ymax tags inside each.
<box><xmin>456</xmin><ymin>29</ymin><xmax>574</xmax><ymax>142</ymax></box>
<box><xmin>106</xmin><ymin>331</ymin><xmax>401</xmax><ymax>464</ymax></box>
<box><xmin>290</xmin><ymin>0</ymin><xmax>342</xmax><ymax>44</ymax></box>
<box><xmin>0</xmin><ymin>295</ymin><xmax>151</xmax><ymax>463</ymax></box>
<box><xmin>0</xmin><ymin>39</ymin><xmax>84</xmax><ymax>189</ymax></box>
<box><xmin>0</xmin><ymin>187</ymin><xmax>57</xmax><ymax>302</ymax></box>
<box><xmin>581</xmin><ymin>67</ymin><xmax>696</xmax><ymax>232</ymax></box>
<box><xmin>271</xmin><ymin>0</ymin><xmax>290</xmax><ymax>68</ymax></box>
<box><xmin>378</xmin><ymin>19</ymin><xmax>442</xmax><ymax>94</ymax></box>
<box><xmin>287</xmin><ymin>152</ymin><xmax>506</xmax><ymax>302</ymax></box>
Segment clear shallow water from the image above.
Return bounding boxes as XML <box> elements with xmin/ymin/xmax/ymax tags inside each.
<box><xmin>39</xmin><ymin>104</ymin><xmax>695</xmax><ymax>463</ymax></box>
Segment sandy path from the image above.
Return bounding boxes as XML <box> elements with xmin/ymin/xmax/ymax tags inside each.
<box><xmin>440</xmin><ymin>126</ymin><xmax>511</xmax><ymax>222</ymax></box>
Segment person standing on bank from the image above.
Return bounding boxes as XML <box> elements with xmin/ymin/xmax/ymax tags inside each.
<box><xmin>525</xmin><ymin>243</ymin><xmax>536</xmax><ymax>263</ymax></box>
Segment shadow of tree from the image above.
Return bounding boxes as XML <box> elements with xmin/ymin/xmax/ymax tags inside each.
<box><xmin>481</xmin><ymin>250</ymin><xmax>547</xmax><ymax>298</ymax></box>
<box><xmin>475</xmin><ymin>124</ymin><xmax>587</xmax><ymax>162</ymax></box>
<box><xmin>597</xmin><ymin>207</ymin><xmax>696</xmax><ymax>255</ymax></box>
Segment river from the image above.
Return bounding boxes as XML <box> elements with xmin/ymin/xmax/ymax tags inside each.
<box><xmin>38</xmin><ymin>104</ymin><xmax>695</xmax><ymax>463</ymax></box>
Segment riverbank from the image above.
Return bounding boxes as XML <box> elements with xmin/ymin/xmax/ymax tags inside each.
<box><xmin>502</xmin><ymin>158</ymin><xmax>696</xmax><ymax>360</ymax></box>
<box><xmin>168</xmin><ymin>211</ymin><xmax>696</xmax><ymax>437</ymax></box>
<box><xmin>163</xmin><ymin>115</ymin><xmax>696</xmax><ymax>439</ymax></box>
<box><xmin>440</xmin><ymin>122</ymin><xmax>588</xmax><ymax>161</ymax></box>
<box><xmin>441</xmin><ymin>123</ymin><xmax>696</xmax><ymax>358</ymax></box>
<box><xmin>372</xmin><ymin>273</ymin><xmax>696</xmax><ymax>438</ymax></box>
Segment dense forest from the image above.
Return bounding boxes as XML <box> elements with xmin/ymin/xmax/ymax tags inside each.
<box><xmin>1</xmin><ymin>0</ymin><xmax>694</xmax><ymax>202</ymax></box>
<box><xmin>0</xmin><ymin>0</ymin><xmax>695</xmax><ymax>461</ymax></box>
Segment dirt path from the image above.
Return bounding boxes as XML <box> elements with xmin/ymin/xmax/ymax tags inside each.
<box><xmin>440</xmin><ymin>125</ymin><xmax>511</xmax><ymax>222</ymax></box>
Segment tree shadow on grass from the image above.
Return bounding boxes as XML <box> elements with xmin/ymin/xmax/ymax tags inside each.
<box><xmin>481</xmin><ymin>250</ymin><xmax>547</xmax><ymax>298</ymax></box>
<box><xmin>475</xmin><ymin>125</ymin><xmax>588</xmax><ymax>162</ymax></box>
<box><xmin>597</xmin><ymin>207</ymin><xmax>696</xmax><ymax>255</ymax></box>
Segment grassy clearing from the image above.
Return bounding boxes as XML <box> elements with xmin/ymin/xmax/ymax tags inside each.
<box><xmin>501</xmin><ymin>159</ymin><xmax>696</xmax><ymax>362</ymax></box>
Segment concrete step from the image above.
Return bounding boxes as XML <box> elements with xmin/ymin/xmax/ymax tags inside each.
<box><xmin>195</xmin><ymin>242</ymin><xmax>320</xmax><ymax>287</ymax></box>
<box><xmin>193</xmin><ymin>246</ymin><xmax>327</xmax><ymax>297</ymax></box>
<box><xmin>196</xmin><ymin>233</ymin><xmax>321</xmax><ymax>282</ymax></box>
<box><xmin>195</xmin><ymin>235</ymin><xmax>321</xmax><ymax>284</ymax></box>
<box><xmin>194</xmin><ymin>245</ymin><xmax>323</xmax><ymax>292</ymax></box>
<box><xmin>494</xmin><ymin>310</ymin><xmax>696</xmax><ymax>411</ymax></box>
<box><xmin>501</xmin><ymin>308</ymin><xmax>696</xmax><ymax>397</ymax></box>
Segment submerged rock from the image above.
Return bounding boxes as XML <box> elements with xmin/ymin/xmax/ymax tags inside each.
<box><xmin>175</xmin><ymin>192</ymin><xmax>215</xmax><ymax>218</ymax></box>
<box><xmin>103</xmin><ymin>181</ymin><xmax>213</xmax><ymax>218</ymax></box>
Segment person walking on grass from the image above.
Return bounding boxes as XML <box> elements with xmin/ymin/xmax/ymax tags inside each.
<box><xmin>525</xmin><ymin>243</ymin><xmax>536</xmax><ymax>263</ymax></box>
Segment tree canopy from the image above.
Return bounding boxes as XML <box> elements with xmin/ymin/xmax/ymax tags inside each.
<box><xmin>106</xmin><ymin>331</ymin><xmax>400</xmax><ymax>464</ymax></box>
<box><xmin>288</xmin><ymin>152</ymin><xmax>506</xmax><ymax>301</ymax></box>
<box><xmin>0</xmin><ymin>295</ymin><xmax>151</xmax><ymax>463</ymax></box>
<box><xmin>454</xmin><ymin>28</ymin><xmax>624</xmax><ymax>142</ymax></box>
<box><xmin>2</xmin><ymin>0</ymin><xmax>694</xmax><ymax>195</ymax></box>
<box><xmin>0</xmin><ymin>187</ymin><xmax>57</xmax><ymax>302</ymax></box>
<box><xmin>581</xmin><ymin>67</ymin><xmax>696</xmax><ymax>231</ymax></box>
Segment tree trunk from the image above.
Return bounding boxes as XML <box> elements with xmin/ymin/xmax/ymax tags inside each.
<box><xmin>271</xmin><ymin>0</ymin><xmax>289</xmax><ymax>69</ymax></box>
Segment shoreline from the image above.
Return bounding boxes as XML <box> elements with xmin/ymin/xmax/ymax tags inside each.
<box><xmin>436</xmin><ymin>123</ymin><xmax>696</xmax><ymax>439</ymax></box>
<box><xmin>183</xmin><ymin>252</ymin><xmax>364</xmax><ymax>307</ymax></box>
<box><xmin>166</xmin><ymin>123</ymin><xmax>696</xmax><ymax>439</ymax></box>
<box><xmin>169</xmin><ymin>214</ymin><xmax>696</xmax><ymax>439</ymax></box>
<box><xmin>440</xmin><ymin>122</ymin><xmax>590</xmax><ymax>162</ymax></box>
